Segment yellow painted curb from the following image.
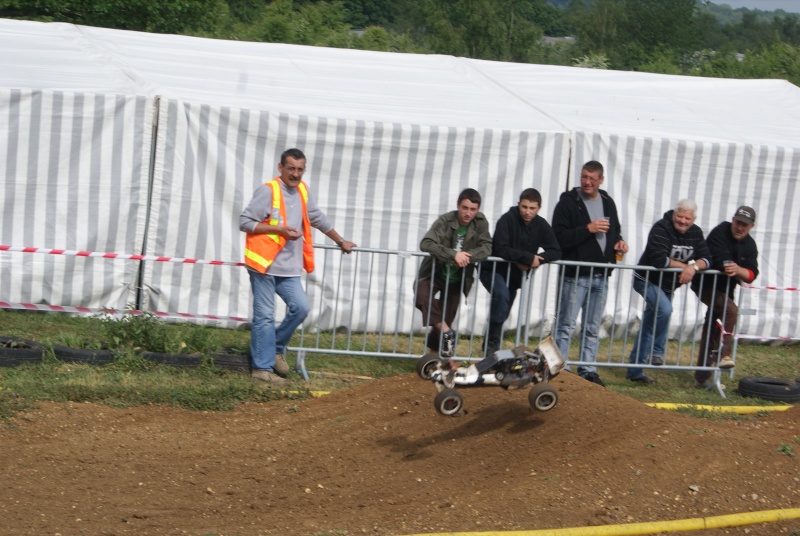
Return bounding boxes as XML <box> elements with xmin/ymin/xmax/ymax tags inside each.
<box><xmin>405</xmin><ymin>507</ymin><xmax>800</xmax><ymax>535</ymax></box>
<box><xmin>647</xmin><ymin>403</ymin><xmax>792</xmax><ymax>414</ymax></box>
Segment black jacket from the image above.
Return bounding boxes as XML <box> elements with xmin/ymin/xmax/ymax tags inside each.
<box><xmin>551</xmin><ymin>188</ymin><xmax>624</xmax><ymax>277</ymax></box>
<box><xmin>482</xmin><ymin>206</ymin><xmax>561</xmax><ymax>290</ymax></box>
<box><xmin>691</xmin><ymin>221</ymin><xmax>759</xmax><ymax>298</ymax></box>
<box><xmin>635</xmin><ymin>210</ymin><xmax>712</xmax><ymax>293</ymax></box>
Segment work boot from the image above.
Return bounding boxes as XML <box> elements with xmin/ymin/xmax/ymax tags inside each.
<box><xmin>251</xmin><ymin>370</ymin><xmax>289</xmax><ymax>386</ymax></box>
<box><xmin>718</xmin><ymin>356</ymin><xmax>735</xmax><ymax>369</ymax></box>
<box><xmin>273</xmin><ymin>353</ymin><xmax>290</xmax><ymax>377</ymax></box>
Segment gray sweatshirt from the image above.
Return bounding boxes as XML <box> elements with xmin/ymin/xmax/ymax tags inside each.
<box><xmin>239</xmin><ymin>179</ymin><xmax>333</xmax><ymax>276</ymax></box>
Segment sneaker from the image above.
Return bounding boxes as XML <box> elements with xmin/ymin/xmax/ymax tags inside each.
<box><xmin>251</xmin><ymin>370</ymin><xmax>289</xmax><ymax>386</ymax></box>
<box><xmin>628</xmin><ymin>375</ymin><xmax>657</xmax><ymax>385</ymax></box>
<box><xmin>581</xmin><ymin>372</ymin><xmax>606</xmax><ymax>387</ymax></box>
<box><xmin>441</xmin><ymin>331</ymin><xmax>456</xmax><ymax>358</ymax></box>
<box><xmin>650</xmin><ymin>356</ymin><xmax>664</xmax><ymax>366</ymax></box>
<box><xmin>273</xmin><ymin>353</ymin><xmax>290</xmax><ymax>377</ymax></box>
<box><xmin>718</xmin><ymin>356</ymin><xmax>735</xmax><ymax>369</ymax></box>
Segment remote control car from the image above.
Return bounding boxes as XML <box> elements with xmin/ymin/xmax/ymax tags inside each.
<box><xmin>416</xmin><ymin>336</ymin><xmax>566</xmax><ymax>416</ymax></box>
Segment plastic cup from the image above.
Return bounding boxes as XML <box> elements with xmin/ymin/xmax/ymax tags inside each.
<box><xmin>615</xmin><ymin>250</ymin><xmax>624</xmax><ymax>262</ymax></box>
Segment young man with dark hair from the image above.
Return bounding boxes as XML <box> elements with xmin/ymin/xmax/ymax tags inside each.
<box><xmin>415</xmin><ymin>188</ymin><xmax>493</xmax><ymax>359</ymax></box>
<box><xmin>479</xmin><ymin>188</ymin><xmax>561</xmax><ymax>356</ymax></box>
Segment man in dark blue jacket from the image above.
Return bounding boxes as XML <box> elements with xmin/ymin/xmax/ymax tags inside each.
<box><xmin>479</xmin><ymin>188</ymin><xmax>561</xmax><ymax>356</ymax></box>
<box><xmin>626</xmin><ymin>199</ymin><xmax>711</xmax><ymax>384</ymax></box>
<box><xmin>552</xmin><ymin>161</ymin><xmax>628</xmax><ymax>387</ymax></box>
<box><xmin>691</xmin><ymin>206</ymin><xmax>759</xmax><ymax>388</ymax></box>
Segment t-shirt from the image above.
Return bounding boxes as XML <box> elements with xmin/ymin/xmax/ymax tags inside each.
<box><xmin>440</xmin><ymin>224</ymin><xmax>467</xmax><ymax>283</ymax></box>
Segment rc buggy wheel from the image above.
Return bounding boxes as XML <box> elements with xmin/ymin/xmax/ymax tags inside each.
<box><xmin>528</xmin><ymin>384</ymin><xmax>558</xmax><ymax>412</ymax></box>
<box><xmin>416</xmin><ymin>352</ymin><xmax>443</xmax><ymax>380</ymax></box>
<box><xmin>434</xmin><ymin>388</ymin><xmax>463</xmax><ymax>416</ymax></box>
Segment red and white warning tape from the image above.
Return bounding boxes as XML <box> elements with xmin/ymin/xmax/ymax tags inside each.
<box><xmin>0</xmin><ymin>245</ymin><xmax>245</xmax><ymax>267</ymax></box>
<box><xmin>716</xmin><ymin>319</ymin><xmax>799</xmax><ymax>342</ymax></box>
<box><xmin>741</xmin><ymin>284</ymin><xmax>798</xmax><ymax>291</ymax></box>
<box><xmin>0</xmin><ymin>301</ymin><xmax>249</xmax><ymax>323</ymax></box>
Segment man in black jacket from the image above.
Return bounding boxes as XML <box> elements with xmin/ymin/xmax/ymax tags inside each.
<box><xmin>552</xmin><ymin>161</ymin><xmax>628</xmax><ymax>387</ymax></box>
<box><xmin>691</xmin><ymin>206</ymin><xmax>759</xmax><ymax>388</ymax></box>
<box><xmin>626</xmin><ymin>199</ymin><xmax>711</xmax><ymax>384</ymax></box>
<box><xmin>479</xmin><ymin>188</ymin><xmax>561</xmax><ymax>356</ymax></box>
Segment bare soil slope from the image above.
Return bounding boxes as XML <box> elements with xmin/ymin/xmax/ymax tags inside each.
<box><xmin>1</xmin><ymin>372</ymin><xmax>798</xmax><ymax>536</ymax></box>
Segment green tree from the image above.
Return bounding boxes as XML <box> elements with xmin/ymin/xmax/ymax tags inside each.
<box><xmin>0</xmin><ymin>0</ymin><xmax>228</xmax><ymax>34</ymax></box>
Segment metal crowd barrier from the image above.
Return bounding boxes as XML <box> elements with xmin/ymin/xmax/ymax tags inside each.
<box><xmin>288</xmin><ymin>245</ymin><xmax>735</xmax><ymax>397</ymax></box>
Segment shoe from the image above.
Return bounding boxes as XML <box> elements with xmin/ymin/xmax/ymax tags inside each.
<box><xmin>441</xmin><ymin>331</ymin><xmax>456</xmax><ymax>358</ymax></box>
<box><xmin>273</xmin><ymin>353</ymin><xmax>290</xmax><ymax>377</ymax></box>
<box><xmin>628</xmin><ymin>375</ymin><xmax>657</xmax><ymax>385</ymax></box>
<box><xmin>650</xmin><ymin>356</ymin><xmax>664</xmax><ymax>366</ymax></box>
<box><xmin>718</xmin><ymin>356</ymin><xmax>735</xmax><ymax>369</ymax></box>
<box><xmin>251</xmin><ymin>370</ymin><xmax>289</xmax><ymax>386</ymax></box>
<box><xmin>581</xmin><ymin>372</ymin><xmax>606</xmax><ymax>387</ymax></box>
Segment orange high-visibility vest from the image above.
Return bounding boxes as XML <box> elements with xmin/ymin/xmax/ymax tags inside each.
<box><xmin>244</xmin><ymin>178</ymin><xmax>315</xmax><ymax>274</ymax></box>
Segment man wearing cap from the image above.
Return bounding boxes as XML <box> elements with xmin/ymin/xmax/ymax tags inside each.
<box><xmin>691</xmin><ymin>206</ymin><xmax>759</xmax><ymax>388</ymax></box>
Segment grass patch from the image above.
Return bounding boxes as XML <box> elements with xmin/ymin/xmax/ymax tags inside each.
<box><xmin>0</xmin><ymin>309</ymin><xmax>797</xmax><ymax>422</ymax></box>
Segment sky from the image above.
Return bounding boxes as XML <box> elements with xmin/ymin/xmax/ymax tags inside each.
<box><xmin>711</xmin><ymin>0</ymin><xmax>800</xmax><ymax>13</ymax></box>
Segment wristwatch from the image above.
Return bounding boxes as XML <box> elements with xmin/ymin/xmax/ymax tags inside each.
<box><xmin>688</xmin><ymin>259</ymin><xmax>698</xmax><ymax>271</ymax></box>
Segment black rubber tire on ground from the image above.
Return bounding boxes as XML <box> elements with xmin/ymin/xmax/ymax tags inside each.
<box><xmin>528</xmin><ymin>384</ymin><xmax>559</xmax><ymax>412</ymax></box>
<box><xmin>415</xmin><ymin>352</ymin><xmax>443</xmax><ymax>380</ymax></box>
<box><xmin>51</xmin><ymin>344</ymin><xmax>115</xmax><ymax>365</ymax></box>
<box><xmin>737</xmin><ymin>376</ymin><xmax>800</xmax><ymax>403</ymax></box>
<box><xmin>433</xmin><ymin>388</ymin><xmax>463</xmax><ymax>416</ymax></box>
<box><xmin>209</xmin><ymin>352</ymin><xmax>250</xmax><ymax>372</ymax></box>
<box><xmin>0</xmin><ymin>337</ymin><xmax>45</xmax><ymax>366</ymax></box>
<box><xmin>138</xmin><ymin>351</ymin><xmax>203</xmax><ymax>368</ymax></box>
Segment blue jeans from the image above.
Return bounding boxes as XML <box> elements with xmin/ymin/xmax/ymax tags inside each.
<box><xmin>479</xmin><ymin>269</ymin><xmax>519</xmax><ymax>354</ymax></box>
<box><xmin>555</xmin><ymin>273</ymin><xmax>608</xmax><ymax>375</ymax></box>
<box><xmin>248</xmin><ymin>270</ymin><xmax>310</xmax><ymax>372</ymax></box>
<box><xmin>627</xmin><ymin>276</ymin><xmax>673</xmax><ymax>379</ymax></box>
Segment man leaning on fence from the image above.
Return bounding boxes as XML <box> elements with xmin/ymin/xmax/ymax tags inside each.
<box><xmin>552</xmin><ymin>161</ymin><xmax>628</xmax><ymax>388</ymax></box>
<box><xmin>690</xmin><ymin>205</ymin><xmax>759</xmax><ymax>390</ymax></box>
<box><xmin>414</xmin><ymin>188</ymin><xmax>492</xmax><ymax>361</ymax></box>
<box><xmin>626</xmin><ymin>199</ymin><xmax>711</xmax><ymax>385</ymax></box>
<box><xmin>479</xmin><ymin>188</ymin><xmax>561</xmax><ymax>357</ymax></box>
<box><xmin>240</xmin><ymin>148</ymin><xmax>356</xmax><ymax>386</ymax></box>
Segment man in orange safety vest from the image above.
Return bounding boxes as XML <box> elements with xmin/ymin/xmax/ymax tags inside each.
<box><xmin>240</xmin><ymin>148</ymin><xmax>356</xmax><ymax>386</ymax></box>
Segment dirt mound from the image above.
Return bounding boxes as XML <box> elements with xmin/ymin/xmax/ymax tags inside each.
<box><xmin>1</xmin><ymin>373</ymin><xmax>798</xmax><ymax>535</ymax></box>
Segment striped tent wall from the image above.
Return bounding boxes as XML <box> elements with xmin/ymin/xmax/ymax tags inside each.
<box><xmin>0</xmin><ymin>89</ymin><xmax>153</xmax><ymax>309</ymax></box>
<box><xmin>141</xmin><ymin>98</ymin><xmax>571</xmax><ymax>330</ymax></box>
<box><xmin>572</xmin><ymin>131</ymin><xmax>800</xmax><ymax>339</ymax></box>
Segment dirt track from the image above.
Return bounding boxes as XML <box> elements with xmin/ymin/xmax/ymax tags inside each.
<box><xmin>1</xmin><ymin>372</ymin><xmax>798</xmax><ymax>535</ymax></box>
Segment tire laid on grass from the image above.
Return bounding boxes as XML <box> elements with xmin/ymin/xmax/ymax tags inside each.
<box><xmin>209</xmin><ymin>352</ymin><xmax>250</xmax><ymax>372</ymax></box>
<box><xmin>737</xmin><ymin>376</ymin><xmax>800</xmax><ymax>404</ymax></box>
<box><xmin>138</xmin><ymin>351</ymin><xmax>203</xmax><ymax>368</ymax></box>
<box><xmin>0</xmin><ymin>337</ymin><xmax>45</xmax><ymax>366</ymax></box>
<box><xmin>52</xmin><ymin>344</ymin><xmax>115</xmax><ymax>365</ymax></box>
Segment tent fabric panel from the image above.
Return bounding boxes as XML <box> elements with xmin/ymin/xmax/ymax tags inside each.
<box><xmin>141</xmin><ymin>98</ymin><xmax>570</xmax><ymax>326</ymax></box>
<box><xmin>0</xmin><ymin>89</ymin><xmax>152</xmax><ymax>308</ymax></box>
<box><xmin>572</xmin><ymin>131</ymin><xmax>800</xmax><ymax>338</ymax></box>
<box><xmin>474</xmin><ymin>61</ymin><xmax>800</xmax><ymax>147</ymax></box>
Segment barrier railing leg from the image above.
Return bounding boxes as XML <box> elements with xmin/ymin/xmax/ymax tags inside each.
<box><xmin>296</xmin><ymin>350</ymin><xmax>309</xmax><ymax>382</ymax></box>
<box><xmin>711</xmin><ymin>369</ymin><xmax>727</xmax><ymax>399</ymax></box>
